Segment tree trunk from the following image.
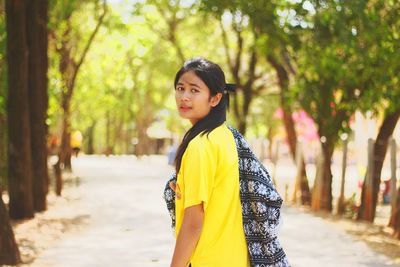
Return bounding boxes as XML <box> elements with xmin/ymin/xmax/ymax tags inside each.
<box><xmin>231</xmin><ymin>93</ymin><xmax>247</xmax><ymax>134</ymax></box>
<box><xmin>237</xmin><ymin>85</ymin><xmax>253</xmax><ymax>135</ymax></box>
<box><xmin>311</xmin><ymin>149</ymin><xmax>324</xmax><ymax>210</ymax></box>
<box><xmin>64</xmin><ymin>145</ymin><xmax>72</xmax><ymax>171</ymax></box>
<box><xmin>0</xmin><ymin>191</ymin><xmax>21</xmax><ymax>265</ymax></box>
<box><xmin>389</xmin><ymin>186</ymin><xmax>400</xmax><ymax>239</ymax></box>
<box><xmin>6</xmin><ymin>0</ymin><xmax>34</xmax><ymax>219</ymax></box>
<box><xmin>267</xmin><ymin>55</ymin><xmax>311</xmax><ymax>205</ymax></box>
<box><xmin>125</xmin><ymin>123</ymin><xmax>132</xmax><ymax>154</ymax></box>
<box><xmin>320</xmin><ymin>141</ymin><xmax>334</xmax><ymax>211</ymax></box>
<box><xmin>113</xmin><ymin>114</ymin><xmax>124</xmax><ymax>154</ymax></box>
<box><xmin>0</xmin><ymin>0</ymin><xmax>5</xmax><ymax>184</ymax></box>
<box><xmin>221</xmin><ymin>27</ymin><xmax>259</xmax><ymax>137</ymax></box>
<box><xmin>299</xmin><ymin>165</ymin><xmax>311</xmax><ymax>205</ymax></box>
<box><xmin>135</xmin><ymin>123</ymin><xmax>151</xmax><ymax>157</ymax></box>
<box><xmin>58</xmin><ymin>50</ymin><xmax>73</xmax><ymax>173</ymax></box>
<box><xmin>358</xmin><ymin>108</ymin><xmax>400</xmax><ymax>221</ymax></box>
<box><xmin>55</xmin><ymin>111</ymin><xmax>70</xmax><ymax>196</ymax></box>
<box><xmin>86</xmin><ymin>121</ymin><xmax>96</xmax><ymax>154</ymax></box>
<box><xmin>53</xmin><ymin>161</ymin><xmax>62</xmax><ymax>195</ymax></box>
<box><xmin>135</xmin><ymin>111</ymin><xmax>152</xmax><ymax>157</ymax></box>
<box><xmin>26</xmin><ymin>0</ymin><xmax>49</xmax><ymax>212</ymax></box>
<box><xmin>238</xmin><ymin>118</ymin><xmax>247</xmax><ymax>135</ymax></box>
<box><xmin>0</xmin><ymin>115</ymin><xmax>6</xmax><ymax>187</ymax></box>
<box><xmin>105</xmin><ymin>110</ymin><xmax>113</xmax><ymax>156</ymax></box>
<box><xmin>133</xmin><ymin>84</ymin><xmax>154</xmax><ymax>156</ymax></box>
<box><xmin>312</xmin><ymin>141</ymin><xmax>334</xmax><ymax>211</ymax></box>
<box><xmin>267</xmin><ymin>128</ymin><xmax>274</xmax><ymax>159</ymax></box>
<box><xmin>293</xmin><ymin>140</ymin><xmax>312</xmax><ymax>206</ymax></box>
<box><xmin>53</xmin><ymin>3</ymin><xmax>106</xmax><ymax>194</ymax></box>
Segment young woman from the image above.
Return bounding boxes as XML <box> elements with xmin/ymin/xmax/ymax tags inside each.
<box><xmin>165</xmin><ymin>57</ymin><xmax>289</xmax><ymax>267</ymax></box>
<box><xmin>168</xmin><ymin>57</ymin><xmax>248</xmax><ymax>267</ymax></box>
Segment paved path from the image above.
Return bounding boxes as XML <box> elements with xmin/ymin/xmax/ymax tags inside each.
<box><xmin>32</xmin><ymin>155</ymin><xmax>399</xmax><ymax>267</ymax></box>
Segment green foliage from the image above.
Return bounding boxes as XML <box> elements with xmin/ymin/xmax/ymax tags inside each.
<box><xmin>293</xmin><ymin>0</ymin><xmax>399</xmax><ymax>145</ymax></box>
<box><xmin>47</xmin><ymin>0</ymin><xmax>109</xmax><ymax>131</ymax></box>
<box><xmin>360</xmin><ymin>0</ymin><xmax>400</xmax><ymax>113</ymax></box>
<box><xmin>48</xmin><ymin>0</ymin><xmax>100</xmax><ymax>30</ymax></box>
<box><xmin>199</xmin><ymin>0</ymin><xmax>296</xmax><ymax>56</ymax></box>
<box><xmin>43</xmin><ymin>0</ymin><xmax>400</xmax><ymax>155</ymax></box>
<box><xmin>46</xmin><ymin>0</ymin><xmax>288</xmax><ymax>154</ymax></box>
<box><xmin>65</xmin><ymin>1</ymin><xmax>183</xmax><ymax>153</ymax></box>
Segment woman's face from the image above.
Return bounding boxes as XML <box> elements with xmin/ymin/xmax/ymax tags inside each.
<box><xmin>175</xmin><ymin>71</ymin><xmax>222</xmax><ymax>125</ymax></box>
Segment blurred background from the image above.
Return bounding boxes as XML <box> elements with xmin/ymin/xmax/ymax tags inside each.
<box><xmin>0</xmin><ymin>0</ymin><xmax>399</xmax><ymax>266</ymax></box>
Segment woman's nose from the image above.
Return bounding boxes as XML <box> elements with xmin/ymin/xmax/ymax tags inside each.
<box><xmin>181</xmin><ymin>90</ymin><xmax>190</xmax><ymax>100</ymax></box>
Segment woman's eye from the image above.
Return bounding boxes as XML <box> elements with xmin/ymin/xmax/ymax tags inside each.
<box><xmin>176</xmin><ymin>87</ymin><xmax>184</xmax><ymax>91</ymax></box>
<box><xmin>191</xmin><ymin>88</ymin><xmax>199</xmax><ymax>93</ymax></box>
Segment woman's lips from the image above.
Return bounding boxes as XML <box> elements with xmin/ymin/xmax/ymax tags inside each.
<box><xmin>180</xmin><ymin>106</ymin><xmax>192</xmax><ymax>112</ymax></box>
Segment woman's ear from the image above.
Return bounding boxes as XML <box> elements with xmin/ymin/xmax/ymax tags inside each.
<box><xmin>210</xmin><ymin>93</ymin><xmax>223</xmax><ymax>107</ymax></box>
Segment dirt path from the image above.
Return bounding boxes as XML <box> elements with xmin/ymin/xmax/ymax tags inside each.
<box><xmin>28</xmin><ymin>155</ymin><xmax>399</xmax><ymax>267</ymax></box>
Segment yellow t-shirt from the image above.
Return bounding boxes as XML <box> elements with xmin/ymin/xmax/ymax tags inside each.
<box><xmin>175</xmin><ymin>124</ymin><xmax>250</xmax><ymax>267</ymax></box>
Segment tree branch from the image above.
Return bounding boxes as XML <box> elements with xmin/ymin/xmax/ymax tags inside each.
<box><xmin>282</xmin><ymin>50</ymin><xmax>296</xmax><ymax>75</ymax></box>
<box><xmin>244</xmin><ymin>45</ymin><xmax>257</xmax><ymax>90</ymax></box>
<box><xmin>155</xmin><ymin>2</ymin><xmax>185</xmax><ymax>64</ymax></box>
<box><xmin>219</xmin><ymin>19</ymin><xmax>234</xmax><ymax>74</ymax></box>
<box><xmin>232</xmin><ymin>23</ymin><xmax>243</xmax><ymax>85</ymax></box>
<box><xmin>70</xmin><ymin>0</ymin><xmax>107</xmax><ymax>97</ymax></box>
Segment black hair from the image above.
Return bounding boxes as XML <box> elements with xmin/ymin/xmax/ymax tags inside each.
<box><xmin>174</xmin><ymin>57</ymin><xmax>230</xmax><ymax>174</ymax></box>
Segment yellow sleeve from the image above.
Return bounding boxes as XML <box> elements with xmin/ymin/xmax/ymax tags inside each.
<box><xmin>181</xmin><ymin>136</ymin><xmax>216</xmax><ymax>211</ymax></box>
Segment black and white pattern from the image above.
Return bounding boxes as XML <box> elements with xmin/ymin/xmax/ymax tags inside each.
<box><xmin>163</xmin><ymin>126</ymin><xmax>290</xmax><ymax>267</ymax></box>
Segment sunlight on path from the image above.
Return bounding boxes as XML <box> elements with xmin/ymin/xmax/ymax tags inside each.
<box><xmin>31</xmin><ymin>155</ymin><xmax>399</xmax><ymax>267</ymax></box>
<box><xmin>280</xmin><ymin>206</ymin><xmax>399</xmax><ymax>267</ymax></box>
<box><xmin>32</xmin><ymin>155</ymin><xmax>174</xmax><ymax>267</ymax></box>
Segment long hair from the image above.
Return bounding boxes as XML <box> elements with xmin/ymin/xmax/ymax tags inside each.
<box><xmin>174</xmin><ymin>57</ymin><xmax>230</xmax><ymax>173</ymax></box>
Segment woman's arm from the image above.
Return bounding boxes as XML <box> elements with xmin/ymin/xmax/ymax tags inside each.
<box><xmin>170</xmin><ymin>204</ymin><xmax>204</xmax><ymax>267</ymax></box>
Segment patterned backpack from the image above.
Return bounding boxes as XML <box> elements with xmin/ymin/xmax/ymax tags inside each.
<box><xmin>163</xmin><ymin>126</ymin><xmax>290</xmax><ymax>267</ymax></box>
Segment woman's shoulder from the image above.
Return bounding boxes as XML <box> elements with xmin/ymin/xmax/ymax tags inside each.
<box><xmin>189</xmin><ymin>124</ymin><xmax>232</xmax><ymax>149</ymax></box>
<box><xmin>199</xmin><ymin>123</ymin><xmax>230</xmax><ymax>140</ymax></box>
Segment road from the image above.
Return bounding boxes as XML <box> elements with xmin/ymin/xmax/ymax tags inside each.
<box><xmin>31</xmin><ymin>155</ymin><xmax>399</xmax><ymax>267</ymax></box>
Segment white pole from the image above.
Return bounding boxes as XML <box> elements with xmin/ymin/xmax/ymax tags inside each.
<box><xmin>272</xmin><ymin>140</ymin><xmax>280</xmax><ymax>186</ymax></box>
<box><xmin>365</xmin><ymin>138</ymin><xmax>375</xmax><ymax>221</ymax></box>
<box><xmin>293</xmin><ymin>140</ymin><xmax>303</xmax><ymax>204</ymax></box>
<box><xmin>338</xmin><ymin>135</ymin><xmax>348</xmax><ymax>214</ymax></box>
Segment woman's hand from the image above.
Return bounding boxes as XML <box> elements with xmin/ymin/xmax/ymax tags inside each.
<box><xmin>169</xmin><ymin>181</ymin><xmax>181</xmax><ymax>200</ymax></box>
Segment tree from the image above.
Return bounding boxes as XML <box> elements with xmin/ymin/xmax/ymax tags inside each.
<box><xmin>218</xmin><ymin>13</ymin><xmax>269</xmax><ymax>135</ymax></box>
<box><xmin>4</xmin><ymin>0</ymin><xmax>50</xmax><ymax>222</ymax></box>
<box><xmin>6</xmin><ymin>0</ymin><xmax>34</xmax><ymax>219</ymax></box>
<box><xmin>200</xmin><ymin>0</ymin><xmax>311</xmax><ymax>204</ymax></box>
<box><xmin>0</xmin><ymin>189</ymin><xmax>21</xmax><ymax>265</ymax></box>
<box><xmin>0</xmin><ymin>3</ymin><xmax>18</xmax><ymax>246</ymax></box>
<box><xmin>197</xmin><ymin>2</ymin><xmax>275</xmax><ymax>135</ymax></box>
<box><xmin>267</xmin><ymin>54</ymin><xmax>311</xmax><ymax>205</ymax></box>
<box><xmin>0</xmin><ymin>0</ymin><xmax>7</xmax><ymax>190</ymax></box>
<box><xmin>49</xmin><ymin>0</ymin><xmax>107</xmax><ymax>195</ymax></box>
<box><xmin>131</xmin><ymin>0</ymin><xmax>227</xmax><ymax>154</ymax></box>
<box><xmin>357</xmin><ymin>109</ymin><xmax>400</xmax><ymax>221</ymax></box>
<box><xmin>63</xmin><ymin>5</ymin><xmax>180</xmax><ymax>156</ymax></box>
<box><xmin>26</xmin><ymin>0</ymin><xmax>49</xmax><ymax>212</ymax></box>
<box><xmin>295</xmin><ymin>0</ymin><xmax>386</xmax><ymax>211</ymax></box>
<box><xmin>128</xmin><ymin>59</ymin><xmax>154</xmax><ymax>156</ymax></box>
<box><xmin>133</xmin><ymin>0</ymin><xmax>190</xmax><ymax>65</ymax></box>
<box><xmin>356</xmin><ymin>0</ymin><xmax>400</xmax><ymax>221</ymax></box>
<box><xmin>389</xmin><ymin>186</ymin><xmax>400</xmax><ymax>239</ymax></box>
